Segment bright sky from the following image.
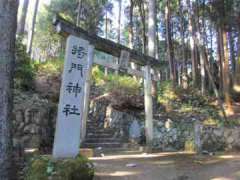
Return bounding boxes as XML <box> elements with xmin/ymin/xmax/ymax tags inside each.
<box><xmin>19</xmin><ymin>0</ymin><xmax>130</xmax><ymax>43</ymax></box>
<box><xmin>19</xmin><ymin>0</ymin><xmax>51</xmax><ymax>6</ymax></box>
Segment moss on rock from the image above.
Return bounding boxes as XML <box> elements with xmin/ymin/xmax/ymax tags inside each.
<box><xmin>25</xmin><ymin>155</ymin><xmax>94</xmax><ymax>180</ymax></box>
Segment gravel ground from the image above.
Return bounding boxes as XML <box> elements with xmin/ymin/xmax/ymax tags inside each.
<box><xmin>91</xmin><ymin>151</ymin><xmax>240</xmax><ymax>180</ymax></box>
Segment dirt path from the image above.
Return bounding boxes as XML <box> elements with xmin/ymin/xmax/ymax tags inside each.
<box><xmin>91</xmin><ymin>151</ymin><xmax>240</xmax><ymax>180</ymax></box>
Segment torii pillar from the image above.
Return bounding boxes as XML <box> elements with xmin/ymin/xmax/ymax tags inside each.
<box><xmin>144</xmin><ymin>65</ymin><xmax>153</xmax><ymax>152</ymax></box>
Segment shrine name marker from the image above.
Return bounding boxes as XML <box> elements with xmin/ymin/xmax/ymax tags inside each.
<box><xmin>53</xmin><ymin>35</ymin><xmax>90</xmax><ymax>158</ymax></box>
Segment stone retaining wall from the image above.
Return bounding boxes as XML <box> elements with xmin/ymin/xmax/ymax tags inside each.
<box><xmin>13</xmin><ymin>90</ymin><xmax>56</xmax><ymax>153</ymax></box>
<box><xmin>153</xmin><ymin>119</ymin><xmax>194</xmax><ymax>151</ymax></box>
<box><xmin>102</xmin><ymin>104</ymin><xmax>240</xmax><ymax>152</ymax></box>
<box><xmin>12</xmin><ymin>89</ymin><xmax>240</xmax><ymax>153</ymax></box>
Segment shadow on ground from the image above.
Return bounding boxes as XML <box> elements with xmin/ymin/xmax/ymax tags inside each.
<box><xmin>91</xmin><ymin>151</ymin><xmax>240</xmax><ymax>180</ymax></box>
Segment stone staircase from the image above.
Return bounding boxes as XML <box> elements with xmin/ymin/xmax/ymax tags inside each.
<box><xmin>82</xmin><ymin>120</ymin><xmax>123</xmax><ymax>149</ymax></box>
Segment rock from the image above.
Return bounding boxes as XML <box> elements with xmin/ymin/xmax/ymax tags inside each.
<box><xmin>227</xmin><ymin>136</ymin><xmax>234</xmax><ymax>144</ymax></box>
<box><xmin>21</xmin><ymin>135</ymin><xmax>31</xmax><ymax>144</ymax></box>
<box><xmin>129</xmin><ymin>120</ymin><xmax>141</xmax><ymax>139</ymax></box>
<box><xmin>13</xmin><ymin>90</ymin><xmax>56</xmax><ymax>151</ymax></box>
<box><xmin>213</xmin><ymin>129</ymin><xmax>223</xmax><ymax>137</ymax></box>
<box><xmin>15</xmin><ymin>110</ymin><xmax>24</xmax><ymax>123</ymax></box>
<box><xmin>13</xmin><ymin>138</ymin><xmax>21</xmax><ymax>147</ymax></box>
<box><xmin>224</xmin><ymin>129</ymin><xmax>232</xmax><ymax>138</ymax></box>
<box><xmin>24</xmin><ymin>109</ymin><xmax>32</xmax><ymax>124</ymax></box>
<box><xmin>165</xmin><ymin>119</ymin><xmax>173</xmax><ymax>130</ymax></box>
<box><xmin>27</xmin><ymin>135</ymin><xmax>41</xmax><ymax>148</ymax></box>
<box><xmin>23</xmin><ymin>125</ymin><xmax>31</xmax><ymax>133</ymax></box>
<box><xmin>157</xmin><ymin>121</ymin><xmax>164</xmax><ymax>127</ymax></box>
<box><xmin>34</xmin><ymin>72</ymin><xmax>61</xmax><ymax>101</ymax></box>
<box><xmin>18</xmin><ymin>122</ymin><xmax>25</xmax><ymax>130</ymax></box>
<box><xmin>23</xmin><ymin>124</ymin><xmax>38</xmax><ymax>134</ymax></box>
<box><xmin>126</xmin><ymin>163</ymin><xmax>137</xmax><ymax>167</ymax></box>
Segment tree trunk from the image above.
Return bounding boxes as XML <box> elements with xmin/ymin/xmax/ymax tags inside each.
<box><xmin>222</xmin><ymin>27</ymin><xmax>233</xmax><ymax>114</ymax></box>
<box><xmin>155</xmin><ymin>22</ymin><xmax>160</xmax><ymax>60</ymax></box>
<box><xmin>115</xmin><ymin>0</ymin><xmax>122</xmax><ymax>75</ymax></box>
<box><xmin>148</xmin><ymin>0</ymin><xmax>157</xmax><ymax>100</ymax></box>
<box><xmin>17</xmin><ymin>0</ymin><xmax>29</xmax><ymax>35</ymax></box>
<box><xmin>187</xmin><ymin>0</ymin><xmax>197</xmax><ymax>87</ymax></box>
<box><xmin>229</xmin><ymin>31</ymin><xmax>236</xmax><ymax>75</ymax></box>
<box><xmin>193</xmin><ymin>17</ymin><xmax>227</xmax><ymax>120</ymax></box>
<box><xmin>117</xmin><ymin>0</ymin><xmax>122</xmax><ymax>44</ymax></box>
<box><xmin>0</xmin><ymin>0</ymin><xmax>18</xmax><ymax>179</ymax></box>
<box><xmin>195</xmin><ymin>1</ymin><xmax>205</xmax><ymax>95</ymax></box>
<box><xmin>178</xmin><ymin>0</ymin><xmax>188</xmax><ymax>89</ymax></box>
<box><xmin>165</xmin><ymin>0</ymin><xmax>176</xmax><ymax>86</ymax></box>
<box><xmin>76</xmin><ymin>0</ymin><xmax>83</xmax><ymax>26</ymax></box>
<box><xmin>129</xmin><ymin>0</ymin><xmax>138</xmax><ymax>78</ymax></box>
<box><xmin>208</xmin><ymin>22</ymin><xmax>214</xmax><ymax>92</ymax></box>
<box><xmin>234</xmin><ymin>32</ymin><xmax>240</xmax><ymax>92</ymax></box>
<box><xmin>203</xmin><ymin>47</ymin><xmax>227</xmax><ymax>120</ymax></box>
<box><xmin>104</xmin><ymin>11</ymin><xmax>108</xmax><ymax>76</ymax></box>
<box><xmin>129</xmin><ymin>0</ymin><xmax>134</xmax><ymax>49</ymax></box>
<box><xmin>217</xmin><ymin>27</ymin><xmax>224</xmax><ymax>93</ymax></box>
<box><xmin>27</xmin><ymin>0</ymin><xmax>39</xmax><ymax>55</ymax></box>
<box><xmin>137</xmin><ymin>0</ymin><xmax>147</xmax><ymax>54</ymax></box>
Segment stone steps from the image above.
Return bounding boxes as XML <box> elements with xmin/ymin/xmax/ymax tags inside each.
<box><xmin>87</xmin><ymin>134</ymin><xmax>114</xmax><ymax>139</ymax></box>
<box><xmin>87</xmin><ymin>128</ymin><xmax>115</xmax><ymax>133</ymax></box>
<box><xmin>82</xmin><ymin>142</ymin><xmax>122</xmax><ymax>148</ymax></box>
<box><xmin>84</xmin><ymin>119</ymin><xmax>123</xmax><ymax>149</ymax></box>
<box><xmin>85</xmin><ymin>137</ymin><xmax>122</xmax><ymax>143</ymax></box>
<box><xmin>86</xmin><ymin>124</ymin><xmax>102</xmax><ymax>128</ymax></box>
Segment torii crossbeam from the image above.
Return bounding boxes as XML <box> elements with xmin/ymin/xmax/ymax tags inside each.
<box><xmin>53</xmin><ymin>14</ymin><xmax>168</xmax><ymax>69</ymax></box>
<box><xmin>52</xmin><ymin>15</ymin><xmax>168</xmax><ymax>155</ymax></box>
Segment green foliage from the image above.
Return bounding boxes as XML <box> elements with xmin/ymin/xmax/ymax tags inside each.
<box><xmin>15</xmin><ymin>38</ymin><xmax>36</xmax><ymax>91</ymax></box>
<box><xmin>92</xmin><ymin>65</ymin><xmax>141</xmax><ymax>96</ymax></box>
<box><xmin>158</xmin><ymin>81</ymin><xmax>179</xmax><ymax>104</ymax></box>
<box><xmin>34</xmin><ymin>0</ymin><xmax>109</xmax><ymax>61</ymax></box>
<box><xmin>92</xmin><ymin>65</ymin><xmax>105</xmax><ymax>86</ymax></box>
<box><xmin>208</xmin><ymin>0</ymin><xmax>236</xmax><ymax>27</ymax></box>
<box><xmin>34</xmin><ymin>4</ymin><xmax>63</xmax><ymax>60</ymax></box>
<box><xmin>105</xmin><ymin>74</ymin><xmax>141</xmax><ymax>95</ymax></box>
<box><xmin>34</xmin><ymin>59</ymin><xmax>64</xmax><ymax>75</ymax></box>
<box><xmin>158</xmin><ymin>81</ymin><xmax>222</xmax><ymax>125</ymax></box>
<box><xmin>185</xmin><ymin>139</ymin><xmax>195</xmax><ymax>152</ymax></box>
<box><xmin>224</xmin><ymin>118</ymin><xmax>240</xmax><ymax>127</ymax></box>
<box><xmin>25</xmin><ymin>155</ymin><xmax>94</xmax><ymax>180</ymax></box>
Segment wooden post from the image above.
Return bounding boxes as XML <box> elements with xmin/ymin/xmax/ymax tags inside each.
<box><xmin>81</xmin><ymin>45</ymin><xmax>94</xmax><ymax>142</ymax></box>
<box><xmin>115</xmin><ymin>58</ymin><xmax>119</xmax><ymax>75</ymax></box>
<box><xmin>194</xmin><ymin>121</ymin><xmax>202</xmax><ymax>153</ymax></box>
<box><xmin>144</xmin><ymin>65</ymin><xmax>153</xmax><ymax>152</ymax></box>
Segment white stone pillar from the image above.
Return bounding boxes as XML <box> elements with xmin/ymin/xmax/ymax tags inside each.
<box><xmin>53</xmin><ymin>35</ymin><xmax>90</xmax><ymax>158</ymax></box>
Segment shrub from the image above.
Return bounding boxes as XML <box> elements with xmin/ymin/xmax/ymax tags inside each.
<box><xmin>158</xmin><ymin>81</ymin><xmax>178</xmax><ymax>105</ymax></box>
<box><xmin>25</xmin><ymin>155</ymin><xmax>94</xmax><ymax>180</ymax></box>
<box><xmin>34</xmin><ymin>58</ymin><xmax>64</xmax><ymax>75</ymax></box>
<box><xmin>105</xmin><ymin>74</ymin><xmax>141</xmax><ymax>95</ymax></box>
<box><xmin>91</xmin><ymin>65</ymin><xmax>105</xmax><ymax>86</ymax></box>
<box><xmin>92</xmin><ymin>65</ymin><xmax>141</xmax><ymax>96</ymax></box>
<box><xmin>15</xmin><ymin>38</ymin><xmax>36</xmax><ymax>91</ymax></box>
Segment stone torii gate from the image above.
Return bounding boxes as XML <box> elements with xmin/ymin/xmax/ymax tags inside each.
<box><xmin>52</xmin><ymin>15</ymin><xmax>168</xmax><ymax>158</ymax></box>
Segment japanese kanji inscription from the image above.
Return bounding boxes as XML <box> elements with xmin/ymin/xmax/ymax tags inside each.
<box><xmin>53</xmin><ymin>35</ymin><xmax>90</xmax><ymax>158</ymax></box>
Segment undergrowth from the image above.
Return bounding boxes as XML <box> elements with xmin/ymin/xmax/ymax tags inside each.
<box><xmin>15</xmin><ymin>38</ymin><xmax>36</xmax><ymax>91</ymax></box>
<box><xmin>157</xmin><ymin>81</ymin><xmax>222</xmax><ymax>126</ymax></box>
<box><xmin>92</xmin><ymin>65</ymin><xmax>141</xmax><ymax>96</ymax></box>
<box><xmin>25</xmin><ymin>155</ymin><xmax>94</xmax><ymax>180</ymax></box>
<box><xmin>34</xmin><ymin>58</ymin><xmax>64</xmax><ymax>75</ymax></box>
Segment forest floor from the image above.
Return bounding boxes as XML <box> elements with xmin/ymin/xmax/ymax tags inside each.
<box><xmin>92</xmin><ymin>150</ymin><xmax>240</xmax><ymax>180</ymax></box>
